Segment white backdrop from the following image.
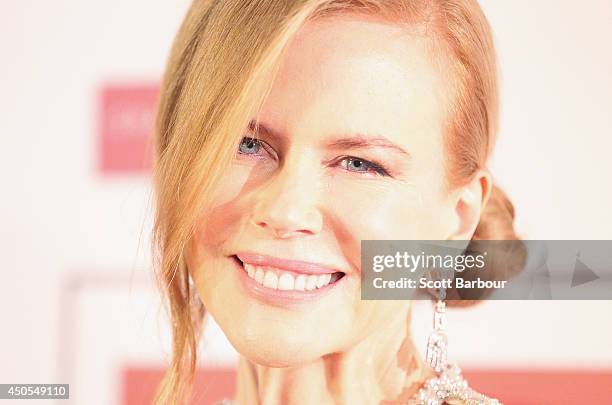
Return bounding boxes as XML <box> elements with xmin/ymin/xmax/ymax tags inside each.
<box><xmin>1</xmin><ymin>1</ymin><xmax>611</xmax><ymax>404</ymax></box>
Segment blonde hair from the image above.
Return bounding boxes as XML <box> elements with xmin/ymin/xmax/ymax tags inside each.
<box><xmin>151</xmin><ymin>0</ymin><xmax>518</xmax><ymax>403</ymax></box>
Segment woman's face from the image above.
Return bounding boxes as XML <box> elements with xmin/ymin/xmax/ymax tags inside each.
<box><xmin>186</xmin><ymin>16</ymin><xmax>460</xmax><ymax>366</ymax></box>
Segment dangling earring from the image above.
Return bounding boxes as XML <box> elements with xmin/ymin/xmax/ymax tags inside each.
<box><xmin>424</xmin><ymin>267</ymin><xmax>450</xmax><ymax>373</ymax></box>
<box><xmin>425</xmin><ymin>299</ymin><xmax>447</xmax><ymax>373</ymax></box>
<box><xmin>409</xmin><ymin>280</ymin><xmax>502</xmax><ymax>404</ymax></box>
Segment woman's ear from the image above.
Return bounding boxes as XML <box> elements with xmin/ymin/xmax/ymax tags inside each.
<box><xmin>447</xmin><ymin>169</ymin><xmax>492</xmax><ymax>240</ymax></box>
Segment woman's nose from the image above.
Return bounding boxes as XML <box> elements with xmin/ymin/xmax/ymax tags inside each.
<box><xmin>249</xmin><ymin>159</ymin><xmax>324</xmax><ymax>239</ymax></box>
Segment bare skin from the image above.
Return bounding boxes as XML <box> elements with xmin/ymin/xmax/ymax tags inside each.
<box><xmin>186</xmin><ymin>14</ymin><xmax>490</xmax><ymax>405</ymax></box>
<box><xmin>233</xmin><ymin>308</ymin><xmax>435</xmax><ymax>404</ymax></box>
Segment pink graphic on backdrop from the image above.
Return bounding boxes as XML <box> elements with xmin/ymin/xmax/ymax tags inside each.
<box><xmin>98</xmin><ymin>84</ymin><xmax>159</xmax><ymax>174</ymax></box>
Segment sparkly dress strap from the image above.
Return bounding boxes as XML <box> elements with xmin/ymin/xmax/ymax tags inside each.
<box><xmin>408</xmin><ymin>363</ymin><xmax>501</xmax><ymax>405</ymax></box>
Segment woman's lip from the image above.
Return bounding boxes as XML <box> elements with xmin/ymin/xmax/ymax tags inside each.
<box><xmin>231</xmin><ymin>255</ymin><xmax>347</xmax><ymax>306</ymax></box>
<box><xmin>234</xmin><ymin>251</ymin><xmax>343</xmax><ymax>275</ymax></box>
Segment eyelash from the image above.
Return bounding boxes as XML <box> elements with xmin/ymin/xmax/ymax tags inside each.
<box><xmin>237</xmin><ymin>136</ymin><xmax>392</xmax><ymax>177</ymax></box>
<box><xmin>335</xmin><ymin>155</ymin><xmax>391</xmax><ymax>177</ymax></box>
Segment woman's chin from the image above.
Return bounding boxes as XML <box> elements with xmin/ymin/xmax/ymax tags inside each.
<box><xmin>237</xmin><ymin>344</ymin><xmax>325</xmax><ymax>368</ymax></box>
<box><xmin>221</xmin><ymin>324</ymin><xmax>333</xmax><ymax>367</ymax></box>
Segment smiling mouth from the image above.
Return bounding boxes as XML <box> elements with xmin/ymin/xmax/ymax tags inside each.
<box><xmin>232</xmin><ymin>255</ymin><xmax>346</xmax><ymax>292</ymax></box>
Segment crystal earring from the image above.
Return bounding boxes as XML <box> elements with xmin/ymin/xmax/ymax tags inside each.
<box><xmin>411</xmin><ymin>275</ymin><xmax>502</xmax><ymax>404</ymax></box>
<box><xmin>424</xmin><ymin>267</ymin><xmax>450</xmax><ymax>373</ymax></box>
<box><xmin>425</xmin><ymin>299</ymin><xmax>447</xmax><ymax>373</ymax></box>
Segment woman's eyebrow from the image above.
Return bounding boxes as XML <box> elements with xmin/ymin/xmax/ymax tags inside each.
<box><xmin>248</xmin><ymin>120</ymin><xmax>279</xmax><ymax>137</ymax></box>
<box><xmin>323</xmin><ymin>134</ymin><xmax>410</xmax><ymax>156</ymax></box>
<box><xmin>248</xmin><ymin>120</ymin><xmax>409</xmax><ymax>156</ymax></box>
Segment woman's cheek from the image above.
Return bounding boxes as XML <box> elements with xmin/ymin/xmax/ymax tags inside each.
<box><xmin>193</xmin><ymin>163</ymin><xmax>256</xmax><ymax>248</ymax></box>
<box><xmin>329</xmin><ymin>180</ymin><xmax>442</xmax><ymax>240</ymax></box>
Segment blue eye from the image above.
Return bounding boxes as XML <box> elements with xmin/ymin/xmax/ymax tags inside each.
<box><xmin>344</xmin><ymin>157</ymin><xmax>367</xmax><ymax>171</ymax></box>
<box><xmin>339</xmin><ymin>156</ymin><xmax>391</xmax><ymax>177</ymax></box>
<box><xmin>238</xmin><ymin>136</ymin><xmax>262</xmax><ymax>155</ymax></box>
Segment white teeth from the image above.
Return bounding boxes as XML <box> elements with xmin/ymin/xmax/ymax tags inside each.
<box><xmin>254</xmin><ymin>268</ymin><xmax>264</xmax><ymax>284</ymax></box>
<box><xmin>263</xmin><ymin>271</ymin><xmax>278</xmax><ymax>289</ymax></box>
<box><xmin>294</xmin><ymin>275</ymin><xmax>306</xmax><ymax>291</ymax></box>
<box><xmin>242</xmin><ymin>263</ymin><xmax>338</xmax><ymax>291</ymax></box>
<box><xmin>245</xmin><ymin>263</ymin><xmax>255</xmax><ymax>278</ymax></box>
<box><xmin>305</xmin><ymin>275</ymin><xmax>318</xmax><ymax>290</ymax></box>
<box><xmin>277</xmin><ymin>273</ymin><xmax>294</xmax><ymax>290</ymax></box>
<box><xmin>316</xmin><ymin>273</ymin><xmax>331</xmax><ymax>288</ymax></box>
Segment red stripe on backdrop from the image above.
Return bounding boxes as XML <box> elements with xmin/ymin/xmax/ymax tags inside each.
<box><xmin>122</xmin><ymin>367</ymin><xmax>236</xmax><ymax>405</ymax></box>
<box><xmin>463</xmin><ymin>369</ymin><xmax>612</xmax><ymax>405</ymax></box>
<box><xmin>122</xmin><ymin>367</ymin><xmax>612</xmax><ymax>405</ymax></box>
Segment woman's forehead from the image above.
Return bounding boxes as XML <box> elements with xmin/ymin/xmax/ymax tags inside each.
<box><xmin>256</xmin><ymin>16</ymin><xmax>450</xmax><ymax>148</ymax></box>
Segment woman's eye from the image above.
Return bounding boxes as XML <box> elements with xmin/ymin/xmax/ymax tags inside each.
<box><xmin>339</xmin><ymin>156</ymin><xmax>390</xmax><ymax>177</ymax></box>
<box><xmin>238</xmin><ymin>136</ymin><xmax>263</xmax><ymax>155</ymax></box>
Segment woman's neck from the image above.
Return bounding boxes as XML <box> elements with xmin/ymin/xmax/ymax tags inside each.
<box><xmin>234</xmin><ymin>307</ymin><xmax>435</xmax><ymax>405</ymax></box>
